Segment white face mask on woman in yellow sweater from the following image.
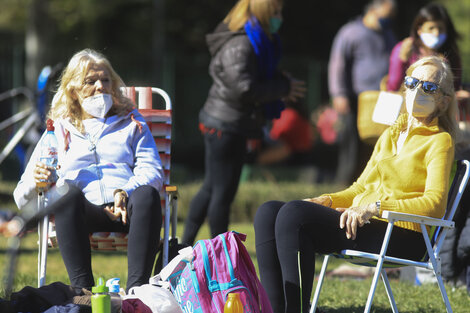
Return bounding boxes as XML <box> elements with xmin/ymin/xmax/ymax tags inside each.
<box><xmin>405</xmin><ymin>88</ymin><xmax>436</xmax><ymax>119</ymax></box>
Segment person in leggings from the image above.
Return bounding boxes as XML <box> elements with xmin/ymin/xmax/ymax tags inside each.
<box><xmin>182</xmin><ymin>0</ymin><xmax>305</xmax><ymax>245</ymax></box>
<box><xmin>255</xmin><ymin>55</ymin><xmax>458</xmax><ymax>313</ymax></box>
<box><xmin>14</xmin><ymin>49</ymin><xmax>164</xmax><ymax>292</ymax></box>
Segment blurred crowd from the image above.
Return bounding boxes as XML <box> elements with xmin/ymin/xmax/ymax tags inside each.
<box><xmin>251</xmin><ymin>0</ymin><xmax>470</xmax><ymax>186</ymax></box>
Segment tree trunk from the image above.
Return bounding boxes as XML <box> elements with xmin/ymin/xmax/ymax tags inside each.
<box><xmin>25</xmin><ymin>0</ymin><xmax>56</xmax><ymax>91</ymax></box>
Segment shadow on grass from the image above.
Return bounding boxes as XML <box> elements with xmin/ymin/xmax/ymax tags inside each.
<box><xmin>318</xmin><ymin>305</ymin><xmax>442</xmax><ymax>313</ymax></box>
<box><xmin>0</xmin><ymin>248</ymin><xmax>127</xmax><ymax>256</ymax></box>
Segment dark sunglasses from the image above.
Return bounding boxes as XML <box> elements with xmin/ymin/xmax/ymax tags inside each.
<box><xmin>404</xmin><ymin>76</ymin><xmax>440</xmax><ymax>94</ymax></box>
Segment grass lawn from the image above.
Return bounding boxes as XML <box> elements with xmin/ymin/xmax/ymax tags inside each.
<box><xmin>0</xmin><ymin>173</ymin><xmax>469</xmax><ymax>312</ymax></box>
<box><xmin>1</xmin><ymin>221</ymin><xmax>469</xmax><ymax>312</ymax></box>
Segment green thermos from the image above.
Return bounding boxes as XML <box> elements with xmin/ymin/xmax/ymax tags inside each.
<box><xmin>91</xmin><ymin>277</ymin><xmax>111</xmax><ymax>313</ymax></box>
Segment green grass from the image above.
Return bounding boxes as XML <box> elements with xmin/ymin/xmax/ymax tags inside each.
<box><xmin>1</xmin><ymin>174</ymin><xmax>470</xmax><ymax>311</ymax></box>
<box><xmin>1</xmin><ymin>221</ymin><xmax>469</xmax><ymax>312</ymax></box>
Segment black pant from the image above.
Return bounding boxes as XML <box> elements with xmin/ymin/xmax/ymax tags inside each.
<box><xmin>254</xmin><ymin>200</ymin><xmax>426</xmax><ymax>313</ymax></box>
<box><xmin>335</xmin><ymin>112</ymin><xmax>373</xmax><ymax>185</ymax></box>
<box><xmin>182</xmin><ymin>130</ymin><xmax>246</xmax><ymax>245</ymax></box>
<box><xmin>53</xmin><ymin>185</ymin><xmax>161</xmax><ymax>291</ymax></box>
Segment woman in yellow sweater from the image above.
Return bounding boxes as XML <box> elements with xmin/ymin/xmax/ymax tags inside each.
<box><xmin>254</xmin><ymin>55</ymin><xmax>458</xmax><ymax>313</ymax></box>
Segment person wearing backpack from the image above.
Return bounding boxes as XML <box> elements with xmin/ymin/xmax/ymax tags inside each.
<box><xmin>254</xmin><ymin>56</ymin><xmax>457</xmax><ymax>312</ymax></box>
<box><xmin>181</xmin><ymin>0</ymin><xmax>306</xmax><ymax>246</ymax></box>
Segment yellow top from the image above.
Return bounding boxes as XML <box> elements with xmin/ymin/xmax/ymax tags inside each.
<box><xmin>325</xmin><ymin>114</ymin><xmax>454</xmax><ymax>233</ymax></box>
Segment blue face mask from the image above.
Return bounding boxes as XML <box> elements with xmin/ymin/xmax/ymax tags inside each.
<box><xmin>378</xmin><ymin>17</ymin><xmax>392</xmax><ymax>30</ymax></box>
<box><xmin>269</xmin><ymin>17</ymin><xmax>282</xmax><ymax>34</ymax></box>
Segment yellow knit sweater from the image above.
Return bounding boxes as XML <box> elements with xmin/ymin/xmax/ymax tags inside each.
<box><xmin>325</xmin><ymin>114</ymin><xmax>454</xmax><ymax>233</ymax></box>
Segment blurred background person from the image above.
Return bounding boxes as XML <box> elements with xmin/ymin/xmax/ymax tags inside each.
<box><xmin>181</xmin><ymin>0</ymin><xmax>306</xmax><ymax>246</ymax></box>
<box><xmin>256</xmin><ymin>101</ymin><xmax>314</xmax><ymax>166</ymax></box>
<box><xmin>386</xmin><ymin>2</ymin><xmax>464</xmax><ymax>94</ymax></box>
<box><xmin>328</xmin><ymin>0</ymin><xmax>397</xmax><ymax>185</ymax></box>
<box><xmin>441</xmin><ymin>191</ymin><xmax>470</xmax><ymax>295</ymax></box>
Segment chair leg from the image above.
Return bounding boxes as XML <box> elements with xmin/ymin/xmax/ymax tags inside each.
<box><xmin>434</xmin><ymin>273</ymin><xmax>453</xmax><ymax>313</ymax></box>
<box><xmin>37</xmin><ymin>193</ymin><xmax>48</xmax><ymax>287</ymax></box>
<box><xmin>420</xmin><ymin>224</ymin><xmax>453</xmax><ymax>313</ymax></box>
<box><xmin>170</xmin><ymin>191</ymin><xmax>178</xmax><ymax>239</ymax></box>
<box><xmin>310</xmin><ymin>255</ymin><xmax>330</xmax><ymax>313</ymax></box>
<box><xmin>364</xmin><ymin>222</ymin><xmax>394</xmax><ymax>313</ymax></box>
<box><xmin>364</xmin><ymin>263</ymin><xmax>382</xmax><ymax>313</ymax></box>
<box><xmin>162</xmin><ymin>193</ymin><xmax>172</xmax><ymax>267</ymax></box>
<box><xmin>381</xmin><ymin>269</ymin><xmax>398</xmax><ymax>313</ymax></box>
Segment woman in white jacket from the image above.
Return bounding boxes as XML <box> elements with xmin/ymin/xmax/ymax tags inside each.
<box><xmin>14</xmin><ymin>49</ymin><xmax>164</xmax><ymax>292</ymax></box>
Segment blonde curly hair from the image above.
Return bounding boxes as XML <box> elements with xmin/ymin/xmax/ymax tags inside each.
<box><xmin>48</xmin><ymin>49</ymin><xmax>135</xmax><ymax>133</ymax></box>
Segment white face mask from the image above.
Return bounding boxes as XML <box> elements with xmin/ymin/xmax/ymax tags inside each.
<box><xmin>420</xmin><ymin>33</ymin><xmax>447</xmax><ymax>49</ymax></box>
<box><xmin>405</xmin><ymin>88</ymin><xmax>436</xmax><ymax>118</ymax></box>
<box><xmin>81</xmin><ymin>94</ymin><xmax>113</xmax><ymax>118</ymax></box>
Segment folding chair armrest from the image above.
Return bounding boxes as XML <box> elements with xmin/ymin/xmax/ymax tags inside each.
<box><xmin>381</xmin><ymin>210</ymin><xmax>454</xmax><ymax>228</ymax></box>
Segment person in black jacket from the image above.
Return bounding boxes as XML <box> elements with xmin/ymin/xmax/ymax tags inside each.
<box><xmin>181</xmin><ymin>0</ymin><xmax>305</xmax><ymax>245</ymax></box>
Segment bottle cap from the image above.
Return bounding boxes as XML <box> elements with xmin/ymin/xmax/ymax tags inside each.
<box><xmin>92</xmin><ymin>277</ymin><xmax>109</xmax><ymax>293</ymax></box>
<box><xmin>106</xmin><ymin>277</ymin><xmax>120</xmax><ymax>293</ymax></box>
<box><xmin>227</xmin><ymin>293</ymin><xmax>240</xmax><ymax>299</ymax></box>
<box><xmin>46</xmin><ymin>119</ymin><xmax>55</xmax><ymax>132</ymax></box>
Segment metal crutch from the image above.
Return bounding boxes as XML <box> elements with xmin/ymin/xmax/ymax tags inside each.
<box><xmin>37</xmin><ymin>190</ymin><xmax>49</xmax><ymax>287</ymax></box>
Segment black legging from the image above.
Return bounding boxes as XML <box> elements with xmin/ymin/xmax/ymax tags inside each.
<box><xmin>53</xmin><ymin>184</ymin><xmax>161</xmax><ymax>291</ymax></box>
<box><xmin>254</xmin><ymin>200</ymin><xmax>427</xmax><ymax>313</ymax></box>
<box><xmin>182</xmin><ymin>130</ymin><xmax>246</xmax><ymax>245</ymax></box>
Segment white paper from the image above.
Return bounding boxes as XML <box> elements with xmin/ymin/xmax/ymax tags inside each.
<box><xmin>372</xmin><ymin>92</ymin><xmax>403</xmax><ymax>125</ymax></box>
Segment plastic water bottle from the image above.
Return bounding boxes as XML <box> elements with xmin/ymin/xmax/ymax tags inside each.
<box><xmin>92</xmin><ymin>277</ymin><xmax>111</xmax><ymax>313</ymax></box>
<box><xmin>224</xmin><ymin>293</ymin><xmax>243</xmax><ymax>313</ymax></box>
<box><xmin>37</xmin><ymin>119</ymin><xmax>58</xmax><ymax>189</ymax></box>
<box><xmin>106</xmin><ymin>278</ymin><xmax>122</xmax><ymax>313</ymax></box>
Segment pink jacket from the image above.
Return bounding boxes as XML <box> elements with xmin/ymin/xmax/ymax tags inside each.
<box><xmin>386</xmin><ymin>38</ymin><xmax>462</xmax><ymax>91</ymax></box>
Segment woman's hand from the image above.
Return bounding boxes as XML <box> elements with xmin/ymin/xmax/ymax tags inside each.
<box><xmin>337</xmin><ymin>203</ymin><xmax>380</xmax><ymax>240</ymax></box>
<box><xmin>34</xmin><ymin>161</ymin><xmax>53</xmax><ymax>190</ymax></box>
<box><xmin>332</xmin><ymin>96</ymin><xmax>350</xmax><ymax>115</ymax></box>
<box><xmin>456</xmin><ymin>89</ymin><xmax>470</xmax><ymax>101</ymax></box>
<box><xmin>283</xmin><ymin>73</ymin><xmax>306</xmax><ymax>103</ymax></box>
<box><xmin>104</xmin><ymin>189</ymin><xmax>128</xmax><ymax>225</ymax></box>
<box><xmin>303</xmin><ymin>195</ymin><xmax>332</xmax><ymax>207</ymax></box>
<box><xmin>0</xmin><ymin>218</ymin><xmax>21</xmax><ymax>237</ymax></box>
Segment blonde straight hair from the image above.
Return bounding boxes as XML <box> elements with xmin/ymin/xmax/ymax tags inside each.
<box><xmin>405</xmin><ymin>55</ymin><xmax>458</xmax><ymax>139</ymax></box>
<box><xmin>49</xmin><ymin>49</ymin><xmax>134</xmax><ymax>133</ymax></box>
<box><xmin>224</xmin><ymin>0</ymin><xmax>282</xmax><ymax>35</ymax></box>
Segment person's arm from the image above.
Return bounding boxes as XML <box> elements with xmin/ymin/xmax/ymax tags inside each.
<box><xmin>219</xmin><ymin>37</ymin><xmax>291</xmax><ymax>104</ymax></box>
<box><xmin>13</xmin><ymin>131</ymin><xmax>47</xmax><ymax>209</ymax></box>
<box><xmin>454</xmin><ymin>55</ymin><xmax>470</xmax><ymax>101</ymax></box>
<box><xmin>386</xmin><ymin>40</ymin><xmax>408</xmax><ymax>91</ymax></box>
<box><xmin>328</xmin><ymin>26</ymin><xmax>353</xmax><ymax>101</ymax></box>
<box><xmin>328</xmin><ymin>26</ymin><xmax>357</xmax><ymax>114</ymax></box>
<box><xmin>452</xmin><ymin>53</ymin><xmax>462</xmax><ymax>90</ymax></box>
<box><xmin>119</xmin><ymin>120</ymin><xmax>164</xmax><ymax>197</ymax></box>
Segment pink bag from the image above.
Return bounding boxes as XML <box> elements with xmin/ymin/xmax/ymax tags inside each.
<box><xmin>168</xmin><ymin>231</ymin><xmax>273</xmax><ymax>313</ymax></box>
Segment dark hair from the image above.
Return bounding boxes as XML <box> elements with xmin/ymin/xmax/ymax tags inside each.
<box><xmin>410</xmin><ymin>3</ymin><xmax>460</xmax><ymax>56</ymax></box>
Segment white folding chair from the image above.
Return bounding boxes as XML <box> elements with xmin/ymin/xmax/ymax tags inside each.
<box><xmin>310</xmin><ymin>159</ymin><xmax>470</xmax><ymax>313</ymax></box>
<box><xmin>38</xmin><ymin>87</ymin><xmax>178</xmax><ymax>287</ymax></box>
